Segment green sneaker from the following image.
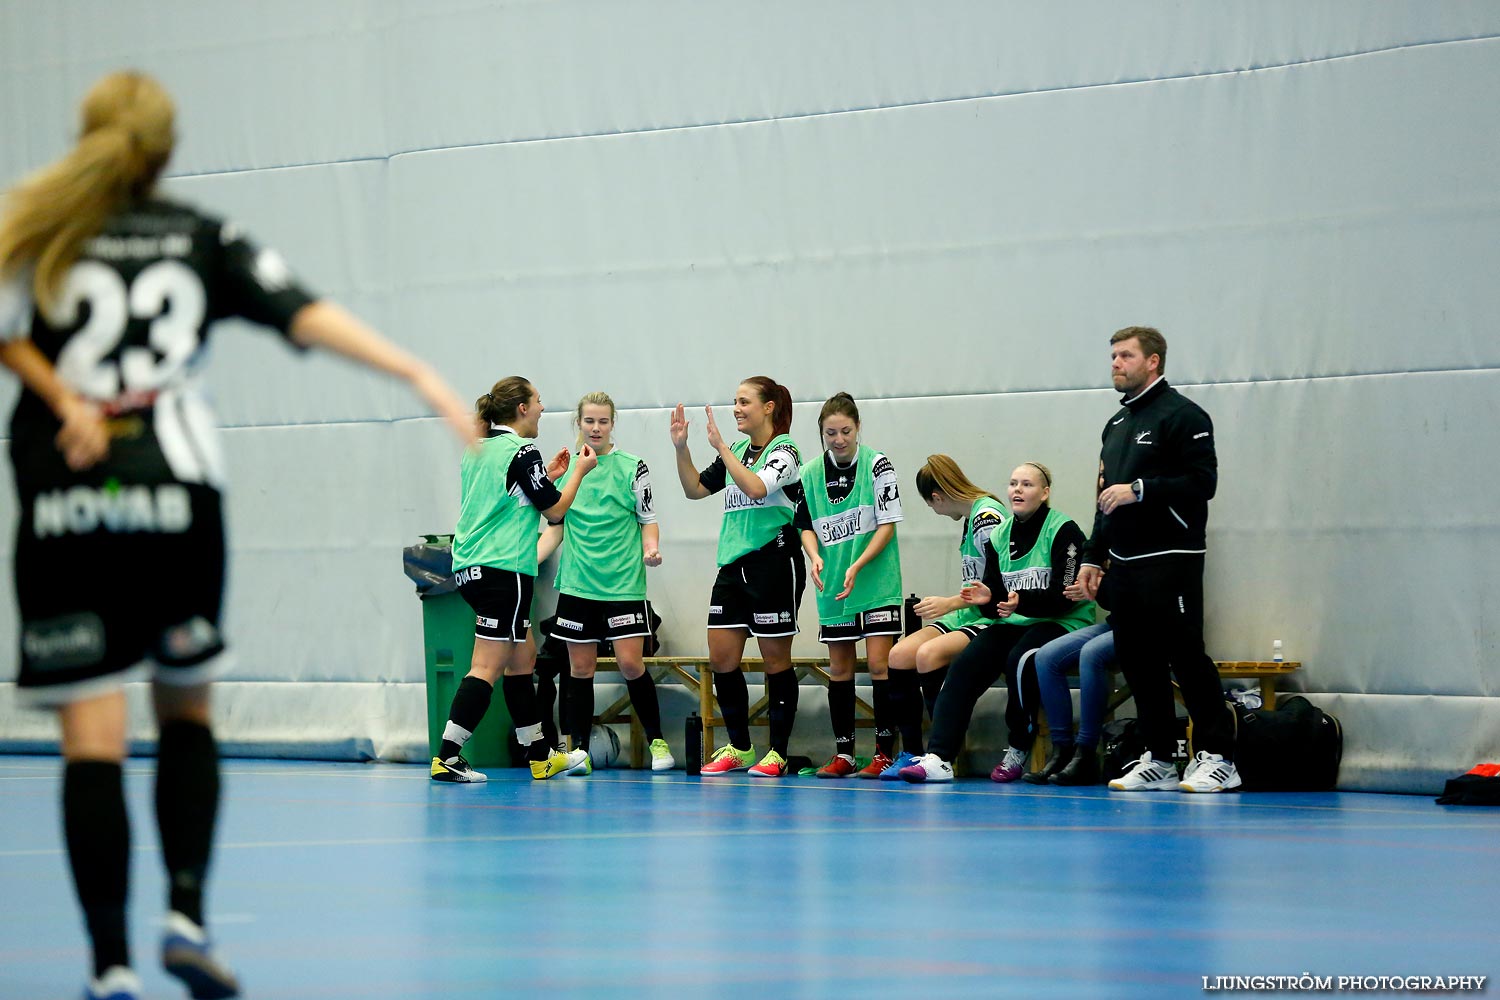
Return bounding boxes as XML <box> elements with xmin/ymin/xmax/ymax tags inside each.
<box><xmin>649</xmin><ymin>738</ymin><xmax>676</xmax><ymax>771</ymax></box>
<box><xmin>748</xmin><ymin>749</ymin><xmax>788</xmax><ymax>778</ymax></box>
<box><xmin>701</xmin><ymin>744</ymin><xmax>756</xmax><ymax>775</ymax></box>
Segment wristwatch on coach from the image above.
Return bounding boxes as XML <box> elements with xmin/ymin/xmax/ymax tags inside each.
<box><xmin>1130</xmin><ymin>479</ymin><xmax>1143</xmax><ymax>501</ymax></box>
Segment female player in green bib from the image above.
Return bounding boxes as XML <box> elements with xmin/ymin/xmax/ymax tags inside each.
<box><xmin>899</xmin><ymin>462</ymin><xmax>1097</xmax><ymax>784</ymax></box>
<box><xmin>795</xmin><ymin>393</ymin><xmax>904</xmax><ymax>778</ymax></box>
<box><xmin>432</xmin><ymin>376</ymin><xmax>599</xmax><ymax>784</ymax></box>
<box><xmin>539</xmin><ymin>391</ymin><xmax>674</xmax><ymax>771</ymax></box>
<box><xmin>670</xmin><ymin>376</ymin><xmax>806</xmax><ymax>777</ymax></box>
<box><xmin>879</xmin><ymin>456</ymin><xmax>1008</xmax><ymax>777</ymax></box>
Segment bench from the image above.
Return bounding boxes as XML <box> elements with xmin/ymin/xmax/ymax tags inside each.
<box><xmin>589</xmin><ymin>655</ymin><xmax>1301</xmax><ymax>771</ymax></box>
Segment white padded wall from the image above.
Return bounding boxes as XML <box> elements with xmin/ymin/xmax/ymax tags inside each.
<box><xmin>1</xmin><ymin>3</ymin><xmax>1497</xmax><ymax>790</ymax></box>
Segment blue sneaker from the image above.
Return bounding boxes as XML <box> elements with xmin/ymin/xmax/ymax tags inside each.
<box><xmin>85</xmin><ymin>967</ymin><xmax>140</xmax><ymax>1000</ymax></box>
<box><xmin>162</xmin><ymin>911</ymin><xmax>240</xmax><ymax>998</ymax></box>
<box><xmin>879</xmin><ymin>751</ymin><xmax>919</xmax><ymax>781</ymax></box>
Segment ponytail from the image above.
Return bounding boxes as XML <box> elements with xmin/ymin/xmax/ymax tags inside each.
<box><xmin>476</xmin><ymin>376</ymin><xmax>533</xmax><ymax>427</ymax></box>
<box><xmin>742</xmin><ymin>375</ymin><xmax>793</xmax><ymax>437</ymax></box>
<box><xmin>914</xmin><ymin>454</ymin><xmax>1000</xmax><ymax>506</ymax></box>
<box><xmin>0</xmin><ymin>71</ymin><xmax>175</xmax><ymax>313</ymax></box>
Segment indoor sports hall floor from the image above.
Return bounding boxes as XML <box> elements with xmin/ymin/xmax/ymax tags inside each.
<box><xmin>2</xmin><ymin>757</ymin><xmax>1495</xmax><ymax>999</ymax></box>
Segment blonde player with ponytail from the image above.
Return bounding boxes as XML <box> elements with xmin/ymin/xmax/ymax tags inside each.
<box><xmin>537</xmin><ymin>392</ymin><xmax>674</xmax><ymax>770</ymax></box>
<box><xmin>876</xmin><ymin>456</ymin><xmax>1008</xmax><ymax>778</ymax></box>
<box><xmin>0</xmin><ymin>71</ymin><xmax>473</xmax><ymax>1000</ymax></box>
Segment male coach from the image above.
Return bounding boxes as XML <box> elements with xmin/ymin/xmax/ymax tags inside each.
<box><xmin>1077</xmin><ymin>326</ymin><xmax>1239</xmax><ymax>793</ymax></box>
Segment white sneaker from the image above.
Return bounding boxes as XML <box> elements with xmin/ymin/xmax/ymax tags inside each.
<box><xmin>1179</xmin><ymin>751</ymin><xmax>1242</xmax><ymax>793</ymax></box>
<box><xmin>648</xmin><ymin>738</ymin><xmax>676</xmax><ymax>771</ymax></box>
<box><xmin>86</xmin><ymin>966</ymin><xmax>142</xmax><ymax>1000</ymax></box>
<box><xmin>898</xmin><ymin>753</ymin><xmax>954</xmax><ymax>783</ymax></box>
<box><xmin>561</xmin><ymin>747</ymin><xmax>592</xmax><ymax>776</ymax></box>
<box><xmin>1108</xmin><ymin>752</ymin><xmax>1179</xmax><ymax>791</ymax></box>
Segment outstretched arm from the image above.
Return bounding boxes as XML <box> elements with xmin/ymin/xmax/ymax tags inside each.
<box><xmin>289</xmin><ymin>301</ymin><xmax>476</xmax><ymax>447</ymax></box>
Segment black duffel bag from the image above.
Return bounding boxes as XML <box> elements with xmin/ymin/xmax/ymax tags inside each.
<box><xmin>1231</xmin><ymin>694</ymin><xmax>1343</xmax><ymax>791</ymax></box>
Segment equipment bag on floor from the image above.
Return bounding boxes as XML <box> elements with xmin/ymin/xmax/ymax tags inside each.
<box><xmin>1230</xmin><ymin>694</ymin><xmax>1343</xmax><ymax>791</ymax></box>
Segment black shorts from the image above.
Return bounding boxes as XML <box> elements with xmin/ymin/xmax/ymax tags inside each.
<box><xmin>550</xmin><ymin>593</ymin><xmax>653</xmax><ymax>645</ymax></box>
<box><xmin>456</xmin><ymin>566</ymin><xmax>534</xmax><ymax>643</ymax></box>
<box><xmin>707</xmin><ymin>537</ymin><xmax>807</xmax><ymax>637</ymax></box>
<box><xmin>14</xmin><ymin>482</ymin><xmax>229</xmax><ymax>707</ymax></box>
<box><xmin>818</xmin><ymin>604</ymin><xmax>903</xmax><ymax>644</ymax></box>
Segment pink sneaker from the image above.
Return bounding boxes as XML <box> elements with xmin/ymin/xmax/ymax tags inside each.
<box><xmin>989</xmin><ymin>746</ymin><xmax>1028</xmax><ymax>783</ymax></box>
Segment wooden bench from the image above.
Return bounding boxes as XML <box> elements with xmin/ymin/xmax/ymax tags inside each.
<box><xmin>590</xmin><ymin>655</ymin><xmax>1300</xmax><ymax>771</ymax></box>
<box><xmin>591</xmin><ymin>656</ymin><xmax>871</xmax><ymax>767</ymax></box>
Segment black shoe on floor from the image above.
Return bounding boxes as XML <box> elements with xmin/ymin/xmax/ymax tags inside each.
<box><xmin>1051</xmin><ymin>744</ymin><xmax>1101</xmax><ymax>786</ymax></box>
<box><xmin>1022</xmin><ymin>743</ymin><xmax>1073</xmax><ymax>784</ymax></box>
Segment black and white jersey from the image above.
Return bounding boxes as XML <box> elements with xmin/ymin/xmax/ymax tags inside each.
<box><xmin>0</xmin><ymin>198</ymin><xmax>315</xmax><ymax>493</ymax></box>
<box><xmin>489</xmin><ymin>426</ymin><xmax>563</xmax><ymax>512</ymax></box>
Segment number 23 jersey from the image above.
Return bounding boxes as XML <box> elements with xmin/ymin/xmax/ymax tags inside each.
<box><xmin>0</xmin><ymin>198</ymin><xmax>315</xmax><ymax>494</ymax></box>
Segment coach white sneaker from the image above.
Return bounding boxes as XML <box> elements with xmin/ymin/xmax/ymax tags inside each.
<box><xmin>1179</xmin><ymin>751</ymin><xmax>1242</xmax><ymax>793</ymax></box>
<box><xmin>1108</xmin><ymin>752</ymin><xmax>1179</xmax><ymax>791</ymax></box>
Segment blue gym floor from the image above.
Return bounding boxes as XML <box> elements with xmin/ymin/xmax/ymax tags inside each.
<box><xmin>2</xmin><ymin>758</ymin><xmax>1495</xmax><ymax>999</ymax></box>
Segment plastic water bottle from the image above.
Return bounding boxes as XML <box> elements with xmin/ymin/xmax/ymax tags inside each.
<box><xmin>903</xmin><ymin>593</ymin><xmax>921</xmax><ymax>636</ymax></box>
<box><xmin>1272</xmin><ymin>639</ymin><xmax>1284</xmax><ymax>663</ymax></box>
<box><xmin>685</xmin><ymin>712</ymin><xmax>702</xmax><ymax>775</ymax></box>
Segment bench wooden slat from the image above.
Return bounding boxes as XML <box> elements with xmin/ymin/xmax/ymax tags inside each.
<box><xmin>584</xmin><ymin>655</ymin><xmax>1301</xmax><ymax>769</ymax></box>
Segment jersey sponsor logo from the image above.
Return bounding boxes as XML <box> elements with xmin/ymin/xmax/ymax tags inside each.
<box><xmin>753</xmin><ymin>612</ymin><xmax>780</xmax><ymax>625</ymax></box>
<box><xmin>454</xmin><ymin>566</ymin><xmax>483</xmax><ymax>585</ymax></box>
<box><xmin>529</xmin><ymin>463</ymin><xmax>549</xmax><ymax>492</ymax></box>
<box><xmin>476</xmin><ymin>615</ymin><xmax>500</xmax><ymax>629</ymax></box>
<box><xmin>161</xmin><ymin>616</ymin><xmax>222</xmax><ymax>662</ymax></box>
<box><xmin>1134</xmin><ymin>430</ymin><xmax>1153</xmax><ymax>445</ymax></box>
<box><xmin>607</xmin><ymin>613</ymin><xmax>643</xmax><ymax>628</ymax></box>
<box><xmin>723</xmin><ymin>486</ymin><xmax>767</xmax><ymax>512</ymax></box>
<box><xmin>33</xmin><ymin>483</ymin><xmax>192</xmax><ymax>538</ymax></box>
<box><xmin>709</xmin><ymin>605</ymin><xmax>723</xmax><ymax>616</ymax></box>
<box><xmin>23</xmin><ymin>612</ymin><xmax>107</xmax><ymax>671</ymax></box>
<box><xmin>961</xmin><ymin>555</ymin><xmax>985</xmax><ymax>583</ymax></box>
<box><xmin>877</xmin><ymin>483</ymin><xmax>899</xmax><ymax>511</ymax></box>
<box><xmin>1001</xmin><ymin>566</ymin><xmax>1052</xmax><ymax>592</ymax></box>
<box><xmin>813</xmin><ymin>506</ymin><xmax>875</xmax><ymax>546</ymax></box>
<box><xmin>639</xmin><ymin>484</ymin><xmax>653</xmax><ymax>515</ymax></box>
<box><xmin>864</xmin><ymin>610</ymin><xmax>897</xmax><ymax>624</ymax></box>
<box><xmin>1193</xmin><ymin>431</ymin><xmax>1211</xmax><ymax>440</ymax></box>
<box><xmin>251</xmin><ymin>248</ymin><xmax>295</xmax><ymax>293</ymax></box>
<box><xmin>556</xmin><ymin>618</ymin><xmax>584</xmax><ymax>631</ymax></box>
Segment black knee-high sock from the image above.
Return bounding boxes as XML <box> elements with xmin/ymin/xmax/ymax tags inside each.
<box><xmin>534</xmin><ymin>660</ymin><xmax>561</xmax><ymax>749</ymax></box>
<box><xmin>64</xmin><ymin>761</ymin><xmax>130</xmax><ymax>977</ymax></box>
<box><xmin>828</xmin><ymin>679</ymin><xmax>856</xmax><ymax>758</ymax></box>
<box><xmin>626</xmin><ymin>673</ymin><xmax>664</xmax><ymax>741</ymax></box>
<box><xmin>767</xmin><ymin>670</ymin><xmax>800</xmax><ymax>757</ymax></box>
<box><xmin>439</xmin><ymin>675</ymin><xmax>494</xmax><ymax>760</ymax></box>
<box><xmin>568</xmin><ymin>675</ymin><xmax>595</xmax><ymax>749</ymax></box>
<box><xmin>889</xmin><ymin>669</ymin><xmax>924</xmax><ymax>754</ymax></box>
<box><xmin>920</xmin><ymin>665</ymin><xmax>949</xmax><ymax>722</ymax></box>
<box><xmin>501</xmin><ymin>674</ymin><xmax>550</xmax><ymax>761</ymax></box>
<box><xmin>871</xmin><ymin>678</ymin><xmax>895</xmax><ymax>757</ymax></box>
<box><xmin>713</xmin><ymin>670</ymin><xmax>752</xmax><ymax>750</ymax></box>
<box><xmin>155</xmin><ymin>721</ymin><xmax>218</xmax><ymax>927</ymax></box>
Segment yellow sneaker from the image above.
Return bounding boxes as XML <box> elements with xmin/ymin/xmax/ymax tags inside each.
<box><xmin>700</xmin><ymin>744</ymin><xmax>756</xmax><ymax>775</ymax></box>
<box><xmin>431</xmin><ymin>755</ymin><xmax>486</xmax><ymax>783</ymax></box>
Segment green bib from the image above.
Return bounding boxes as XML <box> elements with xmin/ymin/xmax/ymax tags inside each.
<box><xmin>716</xmin><ymin>433</ymin><xmax>800</xmax><ymax>566</ymax></box>
<box><xmin>799</xmin><ymin>445</ymin><xmax>902</xmax><ymax>624</ymax></box>
<box><xmin>555</xmin><ymin>448</ymin><xmax>648</xmax><ymax>601</ymax></box>
<box><xmin>951</xmin><ymin>495</ymin><xmax>1008</xmax><ymax>629</ymax></box>
<box><xmin>989</xmin><ymin>506</ymin><xmax>1096</xmax><ymax>631</ymax></box>
<box><xmin>453</xmin><ymin>433</ymin><xmax>544</xmax><ymax>575</ymax></box>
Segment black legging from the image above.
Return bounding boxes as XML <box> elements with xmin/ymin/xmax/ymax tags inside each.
<box><xmin>926</xmin><ymin>619</ymin><xmax>1068</xmax><ymax>761</ymax></box>
<box><xmin>1107</xmin><ymin>554</ymin><xmax>1233</xmax><ymax>760</ymax></box>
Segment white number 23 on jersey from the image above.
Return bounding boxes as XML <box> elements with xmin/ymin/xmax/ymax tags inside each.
<box><xmin>49</xmin><ymin>259</ymin><xmax>205</xmax><ymax>398</ymax></box>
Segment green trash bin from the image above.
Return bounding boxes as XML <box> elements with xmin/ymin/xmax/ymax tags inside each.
<box><xmin>410</xmin><ymin>536</ymin><xmax>521</xmax><ymax>768</ymax></box>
